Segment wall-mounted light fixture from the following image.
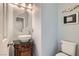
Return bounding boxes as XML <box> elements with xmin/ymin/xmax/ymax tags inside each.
<box><xmin>62</xmin><ymin>5</ymin><xmax>79</xmax><ymax>13</ymax></box>
<box><xmin>10</xmin><ymin>3</ymin><xmax>33</xmax><ymax>10</ymax></box>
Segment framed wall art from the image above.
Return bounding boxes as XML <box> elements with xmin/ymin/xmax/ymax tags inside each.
<box><xmin>63</xmin><ymin>13</ymin><xmax>78</xmax><ymax>24</ymax></box>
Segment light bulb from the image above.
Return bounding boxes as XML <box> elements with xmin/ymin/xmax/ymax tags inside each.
<box><xmin>27</xmin><ymin>3</ymin><xmax>32</xmax><ymax>9</ymax></box>
<box><xmin>28</xmin><ymin>4</ymin><xmax>32</xmax><ymax>7</ymax></box>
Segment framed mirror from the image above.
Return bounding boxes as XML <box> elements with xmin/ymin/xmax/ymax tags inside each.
<box><xmin>16</xmin><ymin>17</ymin><xmax>24</xmax><ymax>33</ymax></box>
<box><xmin>9</xmin><ymin>3</ymin><xmax>33</xmax><ymax>36</ymax></box>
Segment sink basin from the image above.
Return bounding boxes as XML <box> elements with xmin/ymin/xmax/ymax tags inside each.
<box><xmin>18</xmin><ymin>35</ymin><xmax>31</xmax><ymax>42</ymax></box>
<box><xmin>18</xmin><ymin>35</ymin><xmax>31</xmax><ymax>38</ymax></box>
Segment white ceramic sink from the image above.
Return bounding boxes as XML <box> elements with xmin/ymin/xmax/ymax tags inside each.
<box><xmin>18</xmin><ymin>35</ymin><xmax>32</xmax><ymax>42</ymax></box>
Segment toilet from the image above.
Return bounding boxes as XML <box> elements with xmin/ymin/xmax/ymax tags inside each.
<box><xmin>56</xmin><ymin>40</ymin><xmax>77</xmax><ymax>56</ymax></box>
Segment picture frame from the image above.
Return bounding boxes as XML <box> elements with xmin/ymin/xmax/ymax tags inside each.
<box><xmin>63</xmin><ymin>13</ymin><xmax>78</xmax><ymax>24</ymax></box>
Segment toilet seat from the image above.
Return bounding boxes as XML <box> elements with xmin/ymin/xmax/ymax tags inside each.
<box><xmin>56</xmin><ymin>52</ymin><xmax>68</xmax><ymax>56</ymax></box>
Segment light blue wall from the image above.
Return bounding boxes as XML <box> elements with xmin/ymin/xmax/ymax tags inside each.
<box><xmin>41</xmin><ymin>4</ymin><xmax>58</xmax><ymax>56</ymax></box>
<box><xmin>58</xmin><ymin>4</ymin><xmax>79</xmax><ymax>56</ymax></box>
<box><xmin>32</xmin><ymin>4</ymin><xmax>42</xmax><ymax>56</ymax></box>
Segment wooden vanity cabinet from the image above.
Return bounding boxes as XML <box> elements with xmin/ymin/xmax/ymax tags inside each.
<box><xmin>14</xmin><ymin>43</ymin><xmax>33</xmax><ymax>56</ymax></box>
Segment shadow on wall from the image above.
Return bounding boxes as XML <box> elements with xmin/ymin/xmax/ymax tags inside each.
<box><xmin>76</xmin><ymin>44</ymin><xmax>79</xmax><ymax>56</ymax></box>
<box><xmin>33</xmin><ymin>41</ymin><xmax>39</xmax><ymax>56</ymax></box>
<box><xmin>9</xmin><ymin>45</ymin><xmax>14</xmax><ymax>56</ymax></box>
